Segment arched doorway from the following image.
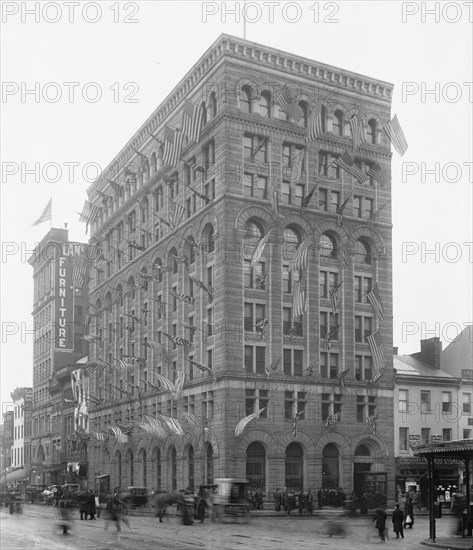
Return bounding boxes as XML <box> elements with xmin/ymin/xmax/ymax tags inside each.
<box><xmin>246</xmin><ymin>442</ymin><xmax>266</xmax><ymax>491</ymax></box>
<box><xmin>127</xmin><ymin>450</ymin><xmax>134</xmax><ymax>486</ymax></box>
<box><xmin>322</xmin><ymin>443</ymin><xmax>339</xmax><ymax>489</ymax></box>
<box><xmin>152</xmin><ymin>448</ymin><xmax>161</xmax><ymax>491</ymax></box>
<box><xmin>139</xmin><ymin>448</ymin><xmax>147</xmax><ymax>488</ymax></box>
<box><xmin>285</xmin><ymin>443</ymin><xmax>303</xmax><ymax>491</ymax></box>
<box><xmin>187</xmin><ymin>446</ymin><xmax>195</xmax><ymax>491</ymax></box>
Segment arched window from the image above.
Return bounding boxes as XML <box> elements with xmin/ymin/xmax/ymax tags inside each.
<box><xmin>320</xmin><ymin>232</ymin><xmax>337</xmax><ymax>259</ymax></box>
<box><xmin>151</xmin><ymin>152</ymin><xmax>157</xmax><ymax>175</ymax></box>
<box><xmin>140</xmin><ymin>198</ymin><xmax>148</xmax><ymax>223</ymax></box>
<box><xmin>115</xmin><ymin>450</ymin><xmax>122</xmax><ymax>489</ymax></box>
<box><xmin>169</xmin><ymin>248</ymin><xmax>179</xmax><ymax>275</ymax></box>
<box><xmin>333</xmin><ymin>110</ymin><xmax>344</xmax><ymax>136</ymax></box>
<box><xmin>259</xmin><ymin>91</ymin><xmax>271</xmax><ymax>118</ymax></box>
<box><xmin>205</xmin><ymin>443</ymin><xmax>214</xmax><ymax>484</ymax></box>
<box><xmin>116</xmin><ymin>285</ymin><xmax>123</xmax><ymax>307</ymax></box>
<box><xmin>169</xmin><ymin>446</ymin><xmax>177</xmax><ymax>490</ymax></box>
<box><xmin>140</xmin><ymin>268</ymin><xmax>148</xmax><ymax>292</ymax></box>
<box><xmin>127</xmin><ymin>277</ymin><xmax>136</xmax><ymax>300</ymax></box>
<box><xmin>188</xmin><ymin>446</ymin><xmax>195</xmax><ymax>490</ymax></box>
<box><xmin>355</xmin><ymin>444</ymin><xmax>371</xmax><ymax>456</ymax></box>
<box><xmin>207</xmin><ymin>226</ymin><xmax>215</xmax><ymax>253</ymax></box>
<box><xmin>143</xmin><ymin>157</ymin><xmax>150</xmax><ymax>181</ymax></box>
<box><xmin>355</xmin><ymin>238</ymin><xmax>372</xmax><ymax>265</ymax></box>
<box><xmin>127</xmin><ymin>449</ymin><xmax>134</xmax><ymax>486</ymax></box>
<box><xmin>321</xmin><ymin>105</ymin><xmax>327</xmax><ymax>133</ymax></box>
<box><xmin>139</xmin><ymin>448</ymin><xmax>147</xmax><ymax>487</ymax></box>
<box><xmin>367</xmin><ymin>119</ymin><xmax>377</xmax><ymax>145</ymax></box>
<box><xmin>283</xmin><ymin>226</ymin><xmax>301</xmax><ymax>263</ymax></box>
<box><xmin>186</xmin><ymin>237</ymin><xmax>196</xmax><ymax>265</ymax></box>
<box><xmin>245</xmin><ymin>220</ymin><xmax>264</xmax><ymax>240</ymax></box>
<box><xmin>153</xmin><ymin>447</ymin><xmax>162</xmax><ymax>490</ymax></box>
<box><xmin>201</xmin><ymin>102</ymin><xmax>207</xmax><ymax>125</ymax></box>
<box><xmin>298</xmin><ymin>101</ymin><xmax>309</xmax><ymax>128</ymax></box>
<box><xmin>208</xmin><ymin>92</ymin><xmax>217</xmax><ymax>120</ymax></box>
<box><xmin>246</xmin><ymin>442</ymin><xmax>266</xmax><ymax>492</ymax></box>
<box><xmin>240</xmin><ymin>84</ymin><xmax>254</xmax><ymax>114</ymax></box>
<box><xmin>153</xmin><ymin>259</ymin><xmax>163</xmax><ymax>284</ymax></box>
<box><xmin>322</xmin><ymin>443</ymin><xmax>339</xmax><ymax>489</ymax></box>
<box><xmin>285</xmin><ymin>442</ymin><xmax>303</xmax><ymax>491</ymax></box>
<box><xmin>157</xmin><ymin>145</ymin><xmax>164</xmax><ymax>170</ymax></box>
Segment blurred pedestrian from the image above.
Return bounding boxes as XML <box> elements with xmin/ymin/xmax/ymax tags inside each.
<box><xmin>287</xmin><ymin>490</ymin><xmax>296</xmax><ymax>517</ymax></box>
<box><xmin>307</xmin><ymin>490</ymin><xmax>314</xmax><ymax>515</ymax></box>
<box><xmin>58</xmin><ymin>505</ymin><xmax>72</xmax><ymax>535</ymax></box>
<box><xmin>372</xmin><ymin>505</ymin><xmax>388</xmax><ymax>542</ymax></box>
<box><xmin>273</xmin><ymin>488</ymin><xmax>282</xmax><ymax>512</ymax></box>
<box><xmin>195</xmin><ymin>492</ymin><xmax>207</xmax><ymax>523</ymax></box>
<box><xmin>360</xmin><ymin>492</ymin><xmax>368</xmax><ymax>515</ymax></box>
<box><xmin>404</xmin><ymin>496</ymin><xmax>414</xmax><ymax>529</ymax></box>
<box><xmin>392</xmin><ymin>503</ymin><xmax>404</xmax><ymax>539</ymax></box>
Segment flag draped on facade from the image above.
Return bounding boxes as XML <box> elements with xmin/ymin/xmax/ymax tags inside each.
<box><xmin>338</xmin><ymin>368</ymin><xmax>350</xmax><ymax>393</ymax></box>
<box><xmin>334</xmin><ymin>150</ymin><xmax>366</xmax><ymax>183</ymax></box>
<box><xmin>306</xmin><ymin>103</ymin><xmax>323</xmax><ymax>142</ymax></box>
<box><xmin>325</xmin><ymin>409</ymin><xmax>342</xmax><ymax>429</ymax></box>
<box><xmin>349</xmin><ymin>109</ymin><xmax>365</xmax><ymax>150</ymax></box>
<box><xmin>292</xmin><ymin>277</ymin><xmax>307</xmax><ymax>319</ymax></box>
<box><xmin>162</xmin><ymin>126</ymin><xmax>183</xmax><ymax>167</ymax></box>
<box><xmin>300</xmin><ymin>186</ymin><xmax>316</xmax><ymax>215</ymax></box>
<box><xmin>108</xmin><ymin>426</ymin><xmax>128</xmax><ymax>444</ymax></box>
<box><xmin>329</xmin><ymin>281</ymin><xmax>343</xmax><ymax>317</ymax></box>
<box><xmin>366</xmin><ymin>282</ymin><xmax>385</xmax><ymax>320</ymax></box>
<box><xmin>181</xmin><ymin>99</ymin><xmax>204</xmax><ymax>143</ymax></box>
<box><xmin>366</xmin><ymin>411</ymin><xmax>379</xmax><ymax>434</ymax></box>
<box><xmin>169</xmin><ymin>200</ymin><xmax>185</xmax><ymax>229</ymax></box>
<box><xmin>162</xmin><ymin>332</ymin><xmax>191</xmax><ymax>347</ymax></box>
<box><xmin>187</xmin><ymin>274</ymin><xmax>213</xmax><ymax>302</ymax></box>
<box><xmin>250</xmin><ymin>230</ymin><xmax>272</xmax><ymax>265</ymax></box>
<box><xmin>384</xmin><ymin>114</ymin><xmax>408</xmax><ymax>156</ymax></box>
<box><xmin>367</xmin><ymin>164</ymin><xmax>390</xmax><ymax>186</ymax></box>
<box><xmin>155</xmin><ymin>413</ymin><xmax>185</xmax><ymax>436</ymax></box>
<box><xmin>323</xmin><ymin>324</ymin><xmax>340</xmax><ymax>351</ymax></box>
<box><xmin>292</xmin><ymin>411</ymin><xmax>304</xmax><ymax>437</ymax></box>
<box><xmin>277</xmin><ymin>90</ymin><xmax>302</xmax><ymax>123</ymax></box>
<box><xmin>139</xmin><ymin>415</ymin><xmax>167</xmax><ymax>438</ymax></box>
<box><xmin>291</xmin><ymin>236</ymin><xmax>311</xmax><ymax>272</ymax></box>
<box><xmin>265</xmin><ymin>357</ymin><xmax>280</xmax><ymax>377</ymax></box>
<box><xmin>78</xmin><ymin>200</ymin><xmax>100</xmax><ymax>232</ymax></box>
<box><xmin>367</xmin><ymin>331</ymin><xmax>385</xmax><ymax>372</ymax></box>
<box><xmin>336</xmin><ymin>194</ymin><xmax>352</xmax><ymax>226</ymax></box>
<box><xmin>235</xmin><ymin>407</ymin><xmax>266</xmax><ymax>437</ymax></box>
<box><xmin>32</xmin><ymin>198</ymin><xmax>52</xmax><ymax>226</ymax></box>
<box><xmin>153</xmin><ymin>371</ymin><xmax>185</xmax><ymax>400</ymax></box>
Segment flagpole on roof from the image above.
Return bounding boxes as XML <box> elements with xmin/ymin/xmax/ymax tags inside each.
<box><xmin>243</xmin><ymin>0</ymin><xmax>247</xmax><ymax>40</ymax></box>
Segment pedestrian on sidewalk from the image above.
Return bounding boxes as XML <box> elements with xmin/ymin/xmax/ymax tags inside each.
<box><xmin>286</xmin><ymin>490</ymin><xmax>296</xmax><ymax>517</ymax></box>
<box><xmin>392</xmin><ymin>503</ymin><xmax>404</xmax><ymax>539</ymax></box>
<box><xmin>404</xmin><ymin>496</ymin><xmax>414</xmax><ymax>529</ymax></box>
<box><xmin>372</xmin><ymin>505</ymin><xmax>388</xmax><ymax>542</ymax></box>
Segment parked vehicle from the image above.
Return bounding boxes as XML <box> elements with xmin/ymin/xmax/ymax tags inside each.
<box><xmin>211</xmin><ymin>478</ymin><xmax>250</xmax><ymax>522</ymax></box>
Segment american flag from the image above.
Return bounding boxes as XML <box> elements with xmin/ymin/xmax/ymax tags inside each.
<box><xmin>108</xmin><ymin>426</ymin><xmax>128</xmax><ymax>444</ymax></box>
<box><xmin>248</xmin><ymin>136</ymin><xmax>269</xmax><ymax>161</ymax></box>
<box><xmin>181</xmin><ymin>99</ymin><xmax>204</xmax><ymax>143</ymax></box>
<box><xmin>188</xmin><ymin>359</ymin><xmax>214</xmax><ymax>377</ymax></box>
<box><xmin>108</xmin><ymin>179</ymin><xmax>123</xmax><ymax>197</ymax></box>
<box><xmin>78</xmin><ymin>200</ymin><xmax>100</xmax><ymax>232</ymax></box>
<box><xmin>338</xmin><ymin>368</ymin><xmax>350</xmax><ymax>393</ymax></box>
<box><xmin>369</xmin><ymin>200</ymin><xmax>390</xmax><ymax>226</ymax></box>
<box><xmin>292</xmin><ymin>277</ymin><xmax>307</xmax><ymax>318</ymax></box>
<box><xmin>153</xmin><ymin>371</ymin><xmax>185</xmax><ymax>400</ymax></box>
<box><xmin>188</xmin><ymin>274</ymin><xmax>213</xmax><ymax>301</ymax></box>
<box><xmin>235</xmin><ymin>407</ymin><xmax>265</xmax><ymax>437</ymax></box>
<box><xmin>367</xmin><ymin>163</ymin><xmax>390</xmax><ymax>186</ymax></box>
<box><xmin>366</xmin><ymin>282</ymin><xmax>385</xmax><ymax>320</ymax></box>
<box><xmin>169</xmin><ymin>289</ymin><xmax>194</xmax><ymax>305</ymax></box>
<box><xmin>140</xmin><ymin>415</ymin><xmax>167</xmax><ymax>438</ymax></box>
<box><xmin>250</xmin><ymin>230</ymin><xmax>272</xmax><ymax>265</ymax></box>
<box><xmin>83</xmin><ymin>334</ymin><xmax>100</xmax><ymax>343</ymax></box>
<box><xmin>162</xmin><ymin>126</ymin><xmax>183</xmax><ymax>167</ymax></box>
<box><xmin>350</xmin><ymin>109</ymin><xmax>365</xmax><ymax>150</ymax></box>
<box><xmin>323</xmin><ymin>324</ymin><xmax>340</xmax><ymax>351</ymax></box>
<box><xmin>156</xmin><ymin>413</ymin><xmax>185</xmax><ymax>436</ymax></box>
<box><xmin>72</xmin><ymin>257</ymin><xmax>89</xmax><ymax>288</ymax></box>
<box><xmin>334</xmin><ymin>150</ymin><xmax>367</xmax><ymax>184</ymax></box>
<box><xmin>185</xmin><ymin>184</ymin><xmax>212</xmax><ymax>204</ymax></box>
<box><xmin>255</xmin><ymin>318</ymin><xmax>269</xmax><ymax>336</ymax></box>
<box><xmin>367</xmin><ymin>331</ymin><xmax>385</xmax><ymax>372</ymax></box>
<box><xmin>265</xmin><ymin>357</ymin><xmax>280</xmax><ymax>377</ymax></box>
<box><xmin>180</xmin><ymin>411</ymin><xmax>202</xmax><ymax>430</ymax></box>
<box><xmin>303</xmin><ymin>362</ymin><xmax>317</xmax><ymax>376</ymax></box>
<box><xmin>277</xmin><ymin>90</ymin><xmax>302</xmax><ymax>123</ymax></box>
<box><xmin>118</xmin><ymin>424</ymin><xmax>134</xmax><ymax>436</ymax></box>
<box><xmin>156</xmin><ymin>215</ymin><xmax>172</xmax><ymax>229</ymax></box>
<box><xmin>292</xmin><ymin>411</ymin><xmax>304</xmax><ymax>437</ymax></box>
<box><xmin>83</xmin><ymin>359</ymin><xmax>111</xmax><ymax>375</ymax></box>
<box><xmin>169</xmin><ymin>200</ymin><xmax>185</xmax><ymax>229</ymax></box>
<box><xmin>300</xmin><ymin>186</ymin><xmax>316</xmax><ymax>215</ymax></box>
<box><xmin>162</xmin><ymin>332</ymin><xmax>191</xmax><ymax>347</ymax></box>
<box><xmin>268</xmin><ymin>177</ymin><xmax>279</xmax><ymax>213</ymax></box>
<box><xmin>32</xmin><ymin>197</ymin><xmax>52</xmax><ymax>226</ymax></box>
<box><xmin>329</xmin><ymin>281</ymin><xmax>343</xmax><ymax>317</ymax></box>
<box><xmin>113</xmin><ymin>358</ymin><xmax>129</xmax><ymax>370</ymax></box>
<box><xmin>255</xmin><ymin>271</ymin><xmax>266</xmax><ymax>290</ymax></box>
<box><xmin>93</xmin><ymin>432</ymin><xmax>108</xmax><ymax>441</ymax></box>
<box><xmin>306</xmin><ymin>103</ymin><xmax>323</xmax><ymax>142</ymax></box>
<box><xmin>338</xmin><ymin>243</ymin><xmax>349</xmax><ymax>268</ymax></box>
<box><xmin>366</xmin><ymin>410</ymin><xmax>379</xmax><ymax>433</ymax></box>
<box><xmin>384</xmin><ymin>114</ymin><xmax>408</xmax><ymax>156</ymax></box>
<box><xmin>368</xmin><ymin>368</ymin><xmax>385</xmax><ymax>385</ymax></box>
<box><xmin>291</xmin><ymin>235</ymin><xmax>311</xmax><ymax>272</ymax></box>
<box><xmin>325</xmin><ymin>409</ymin><xmax>342</xmax><ymax>429</ymax></box>
<box><xmin>336</xmin><ymin>194</ymin><xmax>352</xmax><ymax>226</ymax></box>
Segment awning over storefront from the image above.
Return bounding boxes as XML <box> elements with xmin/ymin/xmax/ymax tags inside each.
<box><xmin>413</xmin><ymin>439</ymin><xmax>473</xmax><ymax>542</ymax></box>
<box><xmin>2</xmin><ymin>467</ymin><xmax>29</xmax><ymax>483</ymax></box>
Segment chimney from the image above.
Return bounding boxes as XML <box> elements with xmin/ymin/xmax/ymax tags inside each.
<box><xmin>393</xmin><ymin>346</ymin><xmax>399</xmax><ymax>355</ymax></box>
<box><xmin>419</xmin><ymin>337</ymin><xmax>442</xmax><ymax>369</ymax></box>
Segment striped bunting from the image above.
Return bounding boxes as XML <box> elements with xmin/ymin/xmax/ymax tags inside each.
<box><xmin>139</xmin><ymin>415</ymin><xmax>167</xmax><ymax>438</ymax></box>
<box><xmin>366</xmin><ymin>282</ymin><xmax>385</xmax><ymax>320</ymax></box>
<box><xmin>291</xmin><ymin>235</ymin><xmax>311</xmax><ymax>272</ymax></box>
<box><xmin>265</xmin><ymin>357</ymin><xmax>280</xmax><ymax>377</ymax></box>
<box><xmin>108</xmin><ymin>426</ymin><xmax>128</xmax><ymax>444</ymax></box>
<box><xmin>83</xmin><ymin>359</ymin><xmax>111</xmax><ymax>375</ymax></box>
<box><xmin>235</xmin><ymin>407</ymin><xmax>266</xmax><ymax>437</ymax></box>
<box><xmin>367</xmin><ymin>163</ymin><xmax>390</xmax><ymax>186</ymax></box>
<box><xmin>349</xmin><ymin>109</ymin><xmax>365</xmax><ymax>151</ymax></box>
<box><xmin>292</xmin><ymin>277</ymin><xmax>307</xmax><ymax>319</ymax></box>
<box><xmin>155</xmin><ymin>413</ymin><xmax>185</xmax><ymax>436</ymax></box>
<box><xmin>250</xmin><ymin>230</ymin><xmax>272</xmax><ymax>266</ymax></box>
<box><xmin>181</xmin><ymin>99</ymin><xmax>204</xmax><ymax>143</ymax></box>
<box><xmin>366</xmin><ymin>331</ymin><xmax>385</xmax><ymax>373</ymax></box>
<box><xmin>384</xmin><ymin>115</ymin><xmax>408</xmax><ymax>156</ymax></box>
<box><xmin>338</xmin><ymin>368</ymin><xmax>350</xmax><ymax>393</ymax></box>
<box><xmin>306</xmin><ymin>103</ymin><xmax>323</xmax><ymax>142</ymax></box>
<box><xmin>325</xmin><ymin>409</ymin><xmax>342</xmax><ymax>429</ymax></box>
<box><xmin>334</xmin><ymin>150</ymin><xmax>367</xmax><ymax>184</ymax></box>
<box><xmin>180</xmin><ymin>411</ymin><xmax>202</xmax><ymax>430</ymax></box>
<box><xmin>169</xmin><ymin>200</ymin><xmax>185</xmax><ymax>229</ymax></box>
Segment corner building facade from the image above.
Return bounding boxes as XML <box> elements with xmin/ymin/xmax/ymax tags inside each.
<box><xmin>85</xmin><ymin>35</ymin><xmax>395</xmax><ymax>502</ymax></box>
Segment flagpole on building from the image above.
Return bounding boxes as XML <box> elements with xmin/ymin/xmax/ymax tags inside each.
<box><xmin>243</xmin><ymin>0</ymin><xmax>246</xmax><ymax>39</ymax></box>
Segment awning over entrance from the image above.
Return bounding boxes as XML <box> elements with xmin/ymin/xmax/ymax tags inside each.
<box><xmin>413</xmin><ymin>439</ymin><xmax>473</xmax><ymax>543</ymax></box>
<box><xmin>2</xmin><ymin>467</ymin><xmax>29</xmax><ymax>483</ymax></box>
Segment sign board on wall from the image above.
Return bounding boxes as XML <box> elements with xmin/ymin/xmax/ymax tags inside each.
<box><xmin>54</xmin><ymin>246</ymin><xmax>74</xmax><ymax>351</ymax></box>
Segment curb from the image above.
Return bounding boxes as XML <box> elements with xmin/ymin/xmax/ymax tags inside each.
<box><xmin>421</xmin><ymin>540</ymin><xmax>473</xmax><ymax>550</ymax></box>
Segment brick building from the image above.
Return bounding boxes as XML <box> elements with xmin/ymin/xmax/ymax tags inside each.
<box><xmin>28</xmin><ymin>228</ymin><xmax>89</xmax><ymax>485</ymax></box>
<box><xmin>83</xmin><ymin>34</ymin><xmax>395</xmax><ymax>501</ymax></box>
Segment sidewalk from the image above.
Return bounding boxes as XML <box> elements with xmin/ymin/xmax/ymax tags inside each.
<box><xmin>422</xmin><ymin>537</ymin><xmax>473</xmax><ymax>549</ymax></box>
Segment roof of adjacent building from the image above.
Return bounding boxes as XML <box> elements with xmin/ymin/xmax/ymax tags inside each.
<box><xmin>442</xmin><ymin>326</ymin><xmax>473</xmax><ymax>375</ymax></box>
<box><xmin>393</xmin><ymin>355</ymin><xmax>455</xmax><ymax>378</ymax></box>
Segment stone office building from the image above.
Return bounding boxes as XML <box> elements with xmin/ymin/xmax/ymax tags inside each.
<box><xmin>84</xmin><ymin>34</ymin><xmax>395</xmax><ymax>501</ymax></box>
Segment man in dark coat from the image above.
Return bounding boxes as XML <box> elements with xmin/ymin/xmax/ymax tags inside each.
<box><xmin>404</xmin><ymin>496</ymin><xmax>414</xmax><ymax>528</ymax></box>
<box><xmin>392</xmin><ymin>503</ymin><xmax>404</xmax><ymax>539</ymax></box>
<box><xmin>273</xmin><ymin>488</ymin><xmax>282</xmax><ymax>512</ymax></box>
<box><xmin>372</xmin><ymin>506</ymin><xmax>388</xmax><ymax>542</ymax></box>
<box><xmin>286</xmin><ymin>490</ymin><xmax>296</xmax><ymax>517</ymax></box>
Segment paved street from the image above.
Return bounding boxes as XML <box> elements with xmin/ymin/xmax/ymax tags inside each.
<box><xmin>0</xmin><ymin>504</ymin><xmax>468</xmax><ymax>550</ymax></box>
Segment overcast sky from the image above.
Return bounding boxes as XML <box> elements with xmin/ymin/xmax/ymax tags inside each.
<box><xmin>1</xmin><ymin>1</ymin><xmax>472</xmax><ymax>412</ymax></box>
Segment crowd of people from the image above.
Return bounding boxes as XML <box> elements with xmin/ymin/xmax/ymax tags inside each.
<box><xmin>272</xmin><ymin>487</ymin><xmax>352</xmax><ymax>515</ymax></box>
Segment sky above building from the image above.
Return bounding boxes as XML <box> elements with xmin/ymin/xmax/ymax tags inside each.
<box><xmin>1</xmin><ymin>1</ymin><xmax>472</xmax><ymax>413</ymax></box>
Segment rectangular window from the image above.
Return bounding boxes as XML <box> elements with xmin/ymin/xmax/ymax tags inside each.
<box><xmin>319</xmin><ymin>188</ymin><xmax>328</xmax><ymax>211</ymax></box>
<box><xmin>244</xmin><ymin>134</ymin><xmax>267</xmax><ymax>164</ymax></box>
<box><xmin>330</xmin><ymin>191</ymin><xmax>340</xmax><ymax>212</ymax></box>
<box><xmin>244</xmin><ymin>173</ymin><xmax>268</xmax><ymax>199</ymax></box>
<box><xmin>353</xmin><ymin>195</ymin><xmax>362</xmax><ymax>218</ymax></box>
<box><xmin>399</xmin><ymin>389</ymin><xmax>409</xmax><ymax>413</ymax></box>
<box><xmin>463</xmin><ymin>393</ymin><xmax>471</xmax><ymax>414</ymax></box>
<box><xmin>284</xmin><ymin>391</ymin><xmax>294</xmax><ymax>420</ymax></box>
<box><xmin>442</xmin><ymin>428</ymin><xmax>452</xmax><ymax>442</ymax></box>
<box><xmin>246</xmin><ymin>389</ymin><xmax>256</xmax><ymax>416</ymax></box>
<box><xmin>421</xmin><ymin>391</ymin><xmax>431</xmax><ymax>413</ymax></box>
<box><xmin>421</xmin><ymin>428</ymin><xmax>431</xmax><ymax>445</ymax></box>
<box><xmin>463</xmin><ymin>429</ymin><xmax>472</xmax><ymax>439</ymax></box>
<box><xmin>399</xmin><ymin>427</ymin><xmax>409</xmax><ymax>451</ymax></box>
<box><xmin>442</xmin><ymin>392</ymin><xmax>452</xmax><ymax>413</ymax></box>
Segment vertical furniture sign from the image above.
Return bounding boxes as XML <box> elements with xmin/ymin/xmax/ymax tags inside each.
<box><xmin>55</xmin><ymin>247</ymin><xmax>74</xmax><ymax>351</ymax></box>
